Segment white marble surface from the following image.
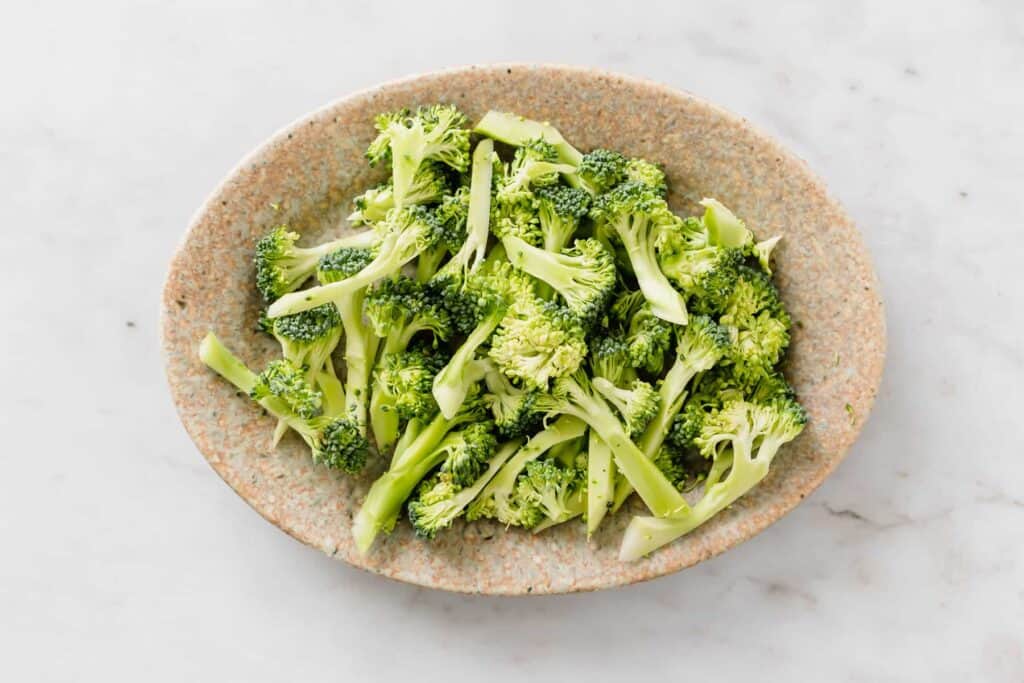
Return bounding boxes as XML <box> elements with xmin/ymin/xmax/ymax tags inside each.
<box><xmin>3</xmin><ymin>1</ymin><xmax>1022</xmax><ymax>681</ymax></box>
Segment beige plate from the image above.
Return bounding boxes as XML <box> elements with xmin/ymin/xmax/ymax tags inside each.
<box><xmin>162</xmin><ymin>64</ymin><xmax>885</xmax><ymax>595</ymax></box>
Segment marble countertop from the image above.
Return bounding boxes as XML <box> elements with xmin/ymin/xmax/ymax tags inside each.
<box><xmin>3</xmin><ymin>1</ymin><xmax>1022</xmax><ymax>680</ymax></box>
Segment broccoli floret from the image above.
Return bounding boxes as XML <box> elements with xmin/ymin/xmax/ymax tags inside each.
<box><xmin>490</xmin><ymin>191</ymin><xmax>543</xmax><ymax>246</ymax></box>
<box><xmin>513</xmin><ymin>458</ymin><xmax>587</xmax><ymax>531</ymax></box>
<box><xmin>488</xmin><ymin>294</ymin><xmax>589</xmax><ymax>390</ymax></box>
<box><xmin>716</xmin><ymin>266</ymin><xmax>792</xmax><ymax>389</ymax></box>
<box><xmin>473</xmin><ymin>111</ymin><xmax>583</xmax><ymax>166</ymax></box>
<box><xmin>610</xmin><ymin>290</ymin><xmax>674</xmax><ymax>374</ymax></box>
<box><xmin>416</xmin><ymin>185</ymin><xmax>470</xmax><ymax>281</ymax></box>
<box><xmin>592</xmin><ymin>377</ymin><xmax>660</xmax><ymax>436</ymax></box>
<box><xmin>370</xmin><ymin>347</ymin><xmax>446</xmax><ymax>453</ymax></box>
<box><xmin>254</xmin><ymin>226</ymin><xmax>373</xmax><ymax>302</ymax></box>
<box><xmin>315</xmin><ymin>247</ymin><xmax>378</xmax><ymax>434</ymax></box>
<box><xmin>435</xmin><ymin>139</ymin><xmax>497</xmax><ymax>283</ymax></box>
<box><xmin>365</xmin><ymin>105</ymin><xmax>470</xmax><ymax>209</ymax></box>
<box><xmin>589</xmin><ymin>333</ymin><xmax>634</xmax><ymax>385</ymax></box>
<box><xmin>658</xmin><ymin>243</ymin><xmax>744</xmax><ymax>313</ymax></box>
<box><xmin>620</xmin><ymin>396</ymin><xmax>806</xmax><ymax>561</ymax></box>
<box><xmin>352</xmin><ymin>415</ymin><xmax>495</xmax><ymax>553</ymax></box>
<box><xmin>198</xmin><ymin>333</ymin><xmax>369</xmax><ymax>473</ymax></box>
<box><xmin>591</xmin><ymin>182</ymin><xmax>689</xmax><ymax>324</ymax></box>
<box><xmin>497</xmin><ymin>139</ymin><xmax>575</xmax><ymax>201</ymax></box>
<box><xmin>348</xmin><ymin>162</ymin><xmax>452</xmax><ymax>227</ymax></box>
<box><xmin>531</xmin><ymin>370</ymin><xmax>687</xmax><ymax>517</ymax></box>
<box><xmin>364</xmin><ymin>277</ymin><xmax>453</xmax><ymax>354</ymax></box>
<box><xmin>624</xmin><ymin>158</ymin><xmax>667</xmax><ymax>196</ymax></box>
<box><xmin>501</xmin><ymin>235</ymin><xmax>616</xmax><ymax>324</ymax></box>
<box><xmin>576</xmin><ymin>148</ymin><xmax>627</xmax><ymax>194</ymax></box>
<box><xmin>467</xmin><ymin>415</ymin><xmax>587</xmax><ymax>528</ymax></box>
<box><xmin>265</xmin><ymin>303</ymin><xmax>343</xmax><ymax>381</ymax></box>
<box><xmin>480</xmin><ymin>360</ymin><xmax>544</xmax><ymax>438</ymax></box>
<box><xmin>266</xmin><ymin>205</ymin><xmax>447</xmax><ymax>317</ymax></box>
<box><xmin>532</xmin><ymin>186</ymin><xmax>589</xmax><ymax>255</ymax></box>
<box><xmin>408</xmin><ymin>439</ymin><xmax>522</xmax><ymax>539</ymax></box>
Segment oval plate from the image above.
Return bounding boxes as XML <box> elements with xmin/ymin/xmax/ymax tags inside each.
<box><xmin>162</xmin><ymin>64</ymin><xmax>885</xmax><ymax>594</ymax></box>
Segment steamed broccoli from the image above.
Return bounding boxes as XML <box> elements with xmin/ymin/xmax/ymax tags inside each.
<box><xmin>479</xmin><ymin>359</ymin><xmax>543</xmax><ymax>438</ymax></box>
<box><xmin>316</xmin><ymin>247</ymin><xmax>378</xmax><ymax>433</ymax></box>
<box><xmin>534</xmin><ymin>184</ymin><xmax>591</xmax><ymax>253</ymax></box>
<box><xmin>408</xmin><ymin>439</ymin><xmax>523</xmax><ymax>539</ymax></box>
<box><xmin>254</xmin><ymin>226</ymin><xmax>374</xmax><ymax>302</ymax></box>
<box><xmin>591</xmin><ymin>182</ymin><xmax>689</xmax><ymax>324</ymax></box>
<box><xmin>501</xmin><ymin>235</ymin><xmax>616</xmax><ymax>324</ymax></box>
<box><xmin>467</xmin><ymin>415</ymin><xmax>587</xmax><ymax>528</ymax></box>
<box><xmin>354</xmin><ymin>420</ymin><xmax>496</xmax><ymax>552</ymax></box>
<box><xmin>267</xmin><ymin>205</ymin><xmax>448</xmax><ymax>317</ymax></box>
<box><xmin>620</xmin><ymin>396</ymin><xmax>807</xmax><ymax>560</ymax></box>
<box><xmin>593</xmin><ymin>377</ymin><xmax>660</xmax><ymax>436</ymax></box>
<box><xmin>199</xmin><ymin>333</ymin><xmax>368</xmax><ymax>472</ymax></box>
<box><xmin>366</xmin><ymin>105</ymin><xmax>470</xmax><ymax>209</ymax></box>
<box><xmin>516</xmin><ymin>457</ymin><xmax>587</xmax><ymax>532</ymax></box>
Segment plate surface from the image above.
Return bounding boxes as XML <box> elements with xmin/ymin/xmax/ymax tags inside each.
<box><xmin>162</xmin><ymin>64</ymin><xmax>885</xmax><ymax>594</ymax></box>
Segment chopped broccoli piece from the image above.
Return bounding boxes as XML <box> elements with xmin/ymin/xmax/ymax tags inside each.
<box><xmin>576</xmin><ymin>148</ymin><xmax>628</xmax><ymax>194</ymax></box>
<box><xmin>370</xmin><ymin>347</ymin><xmax>446</xmax><ymax>453</ymax></box>
<box><xmin>624</xmin><ymin>158</ymin><xmax>667</xmax><ymax>196</ymax></box>
<box><xmin>586</xmin><ymin>430</ymin><xmax>616</xmax><ymax>536</ymax></box>
<box><xmin>591</xmin><ymin>182</ymin><xmax>689</xmax><ymax>324</ymax></box>
<box><xmin>592</xmin><ymin>377</ymin><xmax>660</xmax><ymax>436</ymax></box>
<box><xmin>473</xmin><ymin>111</ymin><xmax>583</xmax><ymax>165</ymax></box>
<box><xmin>534</xmin><ymin>184</ymin><xmax>591</xmax><ymax>253</ymax></box>
<box><xmin>254</xmin><ymin>226</ymin><xmax>373</xmax><ymax>302</ymax></box>
<box><xmin>480</xmin><ymin>359</ymin><xmax>544</xmax><ymax>439</ymax></box>
<box><xmin>610</xmin><ymin>289</ymin><xmax>674</xmax><ymax>374</ymax></box>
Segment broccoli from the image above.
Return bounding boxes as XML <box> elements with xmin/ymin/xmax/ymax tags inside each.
<box><xmin>353</xmin><ymin>418</ymin><xmax>495</xmax><ymax>553</ymax></box>
<box><xmin>501</xmin><ymin>235</ymin><xmax>616</xmax><ymax>324</ymax></box>
<box><xmin>490</xmin><ymin>191</ymin><xmax>543</xmax><ymax>246</ymax></box>
<box><xmin>699</xmin><ymin>198</ymin><xmax>754</xmax><ymax>250</ymax></box>
<box><xmin>264</xmin><ymin>304</ymin><xmax>343</xmax><ymax>382</ymax></box>
<box><xmin>592</xmin><ymin>377</ymin><xmax>660</xmax><ymax>436</ymax></box>
<box><xmin>366</xmin><ymin>105</ymin><xmax>470</xmax><ymax>209</ymax></box>
<box><xmin>348</xmin><ymin>161</ymin><xmax>452</xmax><ymax>227</ymax></box>
<box><xmin>434</xmin><ymin>139</ymin><xmax>496</xmax><ymax>283</ymax></box>
<box><xmin>467</xmin><ymin>415</ymin><xmax>587</xmax><ymax>528</ymax></box>
<box><xmin>198</xmin><ymin>333</ymin><xmax>368</xmax><ymax>473</ymax></box>
<box><xmin>479</xmin><ymin>359</ymin><xmax>544</xmax><ymax>438</ymax></box>
<box><xmin>316</xmin><ymin>247</ymin><xmax>379</xmax><ymax>434</ymax></box>
<box><xmin>254</xmin><ymin>226</ymin><xmax>375</xmax><ymax>302</ymax></box>
<box><xmin>586</xmin><ymin>430</ymin><xmax>616</xmax><ymax>536</ymax></box>
<box><xmin>532</xmin><ymin>184</ymin><xmax>590</xmax><ymax>254</ymax></box>
<box><xmin>619</xmin><ymin>396</ymin><xmax>807</xmax><ymax>560</ymax></box>
<box><xmin>417</xmin><ymin>185</ymin><xmax>470</xmax><ymax>281</ymax></box>
<box><xmin>624</xmin><ymin>158</ymin><xmax>668</xmax><ymax>196</ymax></box>
<box><xmin>431</xmin><ymin>261</ymin><xmax>525</xmax><ymax>419</ymax></box>
<box><xmin>608</xmin><ymin>316</ymin><xmax>730</xmax><ymax>511</ymax></box>
<box><xmin>717</xmin><ymin>266</ymin><xmax>792</xmax><ymax>389</ymax></box>
<box><xmin>609</xmin><ymin>290</ymin><xmax>674</xmax><ymax>374</ymax></box>
<box><xmin>370</xmin><ymin>347</ymin><xmax>446</xmax><ymax>454</ymax></box>
<box><xmin>516</xmin><ymin>458</ymin><xmax>587</xmax><ymax>532</ymax></box>
<box><xmin>590</xmin><ymin>181</ymin><xmax>689</xmax><ymax>324</ymax></box>
<box><xmin>266</xmin><ymin>205</ymin><xmax>448</xmax><ymax>317</ymax></box>
<box><xmin>488</xmin><ymin>293</ymin><xmax>589</xmax><ymax>389</ymax></box>
<box><xmin>588</xmin><ymin>333</ymin><xmax>633</xmax><ymax>385</ymax></box>
<box><xmin>751</xmin><ymin>235</ymin><xmax>782</xmax><ymax>275</ymax></box>
<box><xmin>408</xmin><ymin>439</ymin><xmax>523</xmax><ymax>539</ymax></box>
<box><xmin>496</xmin><ymin>139</ymin><xmax>575</xmax><ymax>201</ymax></box>
<box><xmin>473</xmin><ymin>111</ymin><xmax>583</xmax><ymax>166</ymax></box>
<box><xmin>576</xmin><ymin>148</ymin><xmax>627</xmax><ymax>194</ymax></box>
<box><xmin>531</xmin><ymin>370</ymin><xmax>688</xmax><ymax>517</ymax></box>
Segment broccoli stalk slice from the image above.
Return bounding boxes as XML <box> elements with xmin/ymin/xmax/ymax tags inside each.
<box><xmin>752</xmin><ymin>235</ymin><xmax>782</xmax><ymax>274</ymax></box>
<box><xmin>466</xmin><ymin>416</ymin><xmax>587</xmax><ymax>524</ymax></box>
<box><xmin>338</xmin><ymin>290</ymin><xmax>378</xmax><ymax>434</ymax></box>
<box><xmin>540</xmin><ymin>374</ymin><xmax>689</xmax><ymax>518</ymax></box>
<box><xmin>473</xmin><ymin>111</ymin><xmax>583</xmax><ymax>166</ymax></box>
<box><xmin>408</xmin><ymin>439</ymin><xmax>523</xmax><ymax>539</ymax></box>
<box><xmin>586</xmin><ymin>430</ymin><xmax>615</xmax><ymax>537</ymax></box>
<box><xmin>437</xmin><ymin>139</ymin><xmax>495</xmax><ymax>281</ymax></box>
<box><xmin>316</xmin><ymin>365</ymin><xmax>347</xmax><ymax>417</ymax></box>
<box><xmin>431</xmin><ymin>318</ymin><xmax>501</xmax><ymax>419</ymax></box>
<box><xmin>198</xmin><ymin>332</ymin><xmax>258</xmax><ymax>394</ymax></box>
<box><xmin>352</xmin><ymin>433</ymin><xmax>456</xmax><ymax>553</ymax></box>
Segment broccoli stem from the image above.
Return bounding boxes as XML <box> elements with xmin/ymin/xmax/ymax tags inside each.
<box><xmin>611</xmin><ymin>361</ymin><xmax>700</xmax><ymax>511</ymax></box>
<box><xmin>391</xmin><ymin>411</ymin><xmax>457</xmax><ymax>470</ymax></box>
<box><xmin>559</xmin><ymin>378</ymin><xmax>688</xmax><ymax>518</ymax></box>
<box><xmin>473</xmin><ymin>111</ymin><xmax>582</xmax><ymax>166</ymax></box>
<box><xmin>432</xmin><ymin>314</ymin><xmax>501</xmax><ymax>419</ymax></box>
<box><xmin>198</xmin><ymin>332</ymin><xmax>257</xmax><ymax>393</ymax></box>
<box><xmin>337</xmin><ymin>288</ymin><xmax>377</xmax><ymax>434</ymax></box>
<box><xmin>440</xmin><ymin>139</ymin><xmax>494</xmax><ymax>279</ymax></box>
<box><xmin>619</xmin><ymin>439</ymin><xmax>769</xmax><ymax>561</ymax></box>
<box><xmin>586</xmin><ymin>430</ymin><xmax>615</xmax><ymax>537</ymax></box>
<box><xmin>316</xmin><ymin>366</ymin><xmax>347</xmax><ymax>417</ymax></box>
<box><xmin>473</xmin><ymin>416</ymin><xmax>587</xmax><ymax>513</ymax></box>
<box><xmin>352</xmin><ymin>436</ymin><xmax>452</xmax><ymax>554</ymax></box>
<box><xmin>619</xmin><ymin>229</ymin><xmax>688</xmax><ymax>325</ymax></box>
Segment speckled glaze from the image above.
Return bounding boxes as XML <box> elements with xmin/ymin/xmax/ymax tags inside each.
<box><xmin>161</xmin><ymin>64</ymin><xmax>885</xmax><ymax>595</ymax></box>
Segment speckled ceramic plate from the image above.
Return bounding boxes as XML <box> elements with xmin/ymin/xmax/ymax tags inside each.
<box><xmin>162</xmin><ymin>64</ymin><xmax>885</xmax><ymax>594</ymax></box>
